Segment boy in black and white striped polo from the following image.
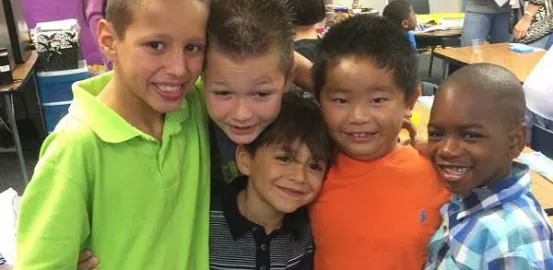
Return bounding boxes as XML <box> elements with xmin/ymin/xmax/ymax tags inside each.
<box><xmin>210</xmin><ymin>92</ymin><xmax>334</xmax><ymax>270</ymax></box>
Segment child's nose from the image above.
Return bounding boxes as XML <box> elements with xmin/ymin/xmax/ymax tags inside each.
<box><xmin>231</xmin><ymin>99</ymin><xmax>253</xmax><ymax>121</ymax></box>
<box><xmin>440</xmin><ymin>137</ymin><xmax>462</xmax><ymax>158</ymax></box>
<box><xmin>165</xmin><ymin>51</ymin><xmax>187</xmax><ymax>77</ymax></box>
<box><xmin>349</xmin><ymin>104</ymin><xmax>371</xmax><ymax>124</ymax></box>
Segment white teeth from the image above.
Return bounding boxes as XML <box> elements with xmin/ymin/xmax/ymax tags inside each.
<box><xmin>442</xmin><ymin>166</ymin><xmax>470</xmax><ymax>175</ymax></box>
<box><xmin>157</xmin><ymin>84</ymin><xmax>181</xmax><ymax>92</ymax></box>
<box><xmin>349</xmin><ymin>132</ymin><xmax>370</xmax><ymax>138</ymax></box>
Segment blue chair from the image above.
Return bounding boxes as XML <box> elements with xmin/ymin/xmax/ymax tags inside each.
<box><xmin>531</xmin><ymin>125</ymin><xmax>553</xmax><ymax>159</ymax></box>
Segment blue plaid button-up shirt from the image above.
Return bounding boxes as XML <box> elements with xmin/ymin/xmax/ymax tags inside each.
<box><xmin>424</xmin><ymin>162</ymin><xmax>553</xmax><ymax>270</ymax></box>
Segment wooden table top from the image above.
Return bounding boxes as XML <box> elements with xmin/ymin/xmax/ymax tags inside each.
<box><xmin>414</xmin><ymin>29</ymin><xmax>462</xmax><ymax>38</ymax></box>
<box><xmin>433</xmin><ymin>43</ymin><xmax>546</xmax><ymax>82</ymax></box>
<box><xmin>0</xmin><ymin>51</ymin><xmax>38</xmax><ymax>94</ymax></box>
<box><xmin>413</xmin><ymin>102</ymin><xmax>553</xmax><ymax>214</ymax></box>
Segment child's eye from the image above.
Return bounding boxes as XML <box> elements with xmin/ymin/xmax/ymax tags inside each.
<box><xmin>462</xmin><ymin>132</ymin><xmax>483</xmax><ymax>140</ymax></box>
<box><xmin>427</xmin><ymin>131</ymin><xmax>443</xmax><ymax>141</ymax></box>
<box><xmin>276</xmin><ymin>155</ymin><xmax>292</xmax><ymax>163</ymax></box>
<box><xmin>331</xmin><ymin>98</ymin><xmax>347</xmax><ymax>104</ymax></box>
<box><xmin>146</xmin><ymin>41</ymin><xmax>166</xmax><ymax>51</ymax></box>
<box><xmin>309</xmin><ymin>163</ymin><xmax>324</xmax><ymax>172</ymax></box>
<box><xmin>251</xmin><ymin>92</ymin><xmax>271</xmax><ymax>99</ymax></box>
<box><xmin>214</xmin><ymin>90</ymin><xmax>232</xmax><ymax>96</ymax></box>
<box><xmin>185</xmin><ymin>44</ymin><xmax>204</xmax><ymax>53</ymax></box>
<box><xmin>372</xmin><ymin>97</ymin><xmax>388</xmax><ymax>104</ymax></box>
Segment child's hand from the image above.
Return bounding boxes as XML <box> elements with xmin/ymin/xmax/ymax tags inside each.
<box><xmin>401</xmin><ymin>118</ymin><xmax>417</xmax><ymax>144</ymax></box>
<box><xmin>78</xmin><ymin>250</ymin><xmax>98</xmax><ymax>270</ymax></box>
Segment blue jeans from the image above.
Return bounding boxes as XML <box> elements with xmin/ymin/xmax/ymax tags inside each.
<box><xmin>525</xmin><ymin>109</ymin><xmax>553</xmax><ymax>145</ymax></box>
<box><xmin>546</xmin><ymin>34</ymin><xmax>553</xmax><ymax>50</ymax></box>
<box><xmin>461</xmin><ymin>12</ymin><xmax>512</xmax><ymax>46</ymax></box>
<box><xmin>527</xmin><ymin>33</ymin><xmax>553</xmax><ymax>49</ymax></box>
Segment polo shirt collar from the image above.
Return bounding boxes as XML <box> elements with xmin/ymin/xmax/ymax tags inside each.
<box><xmin>222</xmin><ymin>175</ymin><xmax>308</xmax><ymax>240</ymax></box>
<box><xmin>70</xmin><ymin>72</ymin><xmax>189</xmax><ymax>143</ymax></box>
<box><xmin>451</xmin><ymin>162</ymin><xmax>530</xmax><ymax>220</ymax></box>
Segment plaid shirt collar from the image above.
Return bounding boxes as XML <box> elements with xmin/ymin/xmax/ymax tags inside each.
<box><xmin>449</xmin><ymin>162</ymin><xmax>530</xmax><ymax>221</ymax></box>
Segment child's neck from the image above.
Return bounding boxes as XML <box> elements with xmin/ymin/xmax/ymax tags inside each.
<box><xmin>237</xmin><ymin>185</ymin><xmax>284</xmax><ymax>235</ymax></box>
<box><xmin>294</xmin><ymin>25</ymin><xmax>319</xmax><ymax>41</ymax></box>
<box><xmin>98</xmin><ymin>75</ymin><xmax>165</xmax><ymax>140</ymax></box>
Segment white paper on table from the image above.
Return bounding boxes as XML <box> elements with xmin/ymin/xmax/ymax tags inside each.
<box><xmin>0</xmin><ymin>188</ymin><xmax>21</xmax><ymax>266</ymax></box>
<box><xmin>494</xmin><ymin>0</ymin><xmax>509</xmax><ymax>7</ymax></box>
<box><xmin>518</xmin><ymin>152</ymin><xmax>553</xmax><ymax>182</ymax></box>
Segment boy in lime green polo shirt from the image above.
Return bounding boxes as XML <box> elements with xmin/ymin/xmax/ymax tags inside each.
<box><xmin>16</xmin><ymin>0</ymin><xmax>211</xmax><ymax>269</ymax></box>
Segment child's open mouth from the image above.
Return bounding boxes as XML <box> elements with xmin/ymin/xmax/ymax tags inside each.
<box><xmin>345</xmin><ymin>132</ymin><xmax>377</xmax><ymax>142</ymax></box>
<box><xmin>230</xmin><ymin>125</ymin><xmax>255</xmax><ymax>135</ymax></box>
<box><xmin>277</xmin><ymin>186</ymin><xmax>306</xmax><ymax>199</ymax></box>
<box><xmin>438</xmin><ymin>165</ymin><xmax>472</xmax><ymax>183</ymax></box>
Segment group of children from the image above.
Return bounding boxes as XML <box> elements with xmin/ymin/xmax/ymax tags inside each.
<box><xmin>15</xmin><ymin>0</ymin><xmax>553</xmax><ymax>269</ymax></box>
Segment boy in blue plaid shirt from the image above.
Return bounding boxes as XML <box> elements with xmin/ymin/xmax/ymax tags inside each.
<box><xmin>424</xmin><ymin>63</ymin><xmax>553</xmax><ymax>270</ymax></box>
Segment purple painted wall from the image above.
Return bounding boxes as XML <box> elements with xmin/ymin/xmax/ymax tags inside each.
<box><xmin>22</xmin><ymin>0</ymin><xmax>103</xmax><ymax>65</ymax></box>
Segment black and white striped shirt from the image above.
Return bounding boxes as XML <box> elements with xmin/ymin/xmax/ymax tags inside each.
<box><xmin>210</xmin><ymin>176</ymin><xmax>314</xmax><ymax>270</ymax></box>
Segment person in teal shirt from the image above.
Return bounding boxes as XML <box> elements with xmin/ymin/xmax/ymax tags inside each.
<box><xmin>16</xmin><ymin>0</ymin><xmax>211</xmax><ymax>269</ymax></box>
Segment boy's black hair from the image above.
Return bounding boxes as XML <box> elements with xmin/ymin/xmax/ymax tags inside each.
<box><xmin>443</xmin><ymin>63</ymin><xmax>526</xmax><ymax>128</ymax></box>
<box><xmin>382</xmin><ymin>0</ymin><xmax>413</xmax><ymax>28</ymax></box>
<box><xmin>244</xmin><ymin>92</ymin><xmax>335</xmax><ymax>174</ymax></box>
<box><xmin>312</xmin><ymin>14</ymin><xmax>418</xmax><ymax>101</ymax></box>
<box><xmin>207</xmin><ymin>0</ymin><xmax>295</xmax><ymax>74</ymax></box>
<box><xmin>290</xmin><ymin>0</ymin><xmax>326</xmax><ymax>26</ymax></box>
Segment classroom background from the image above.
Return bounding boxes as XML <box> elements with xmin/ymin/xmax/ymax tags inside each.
<box><xmin>0</xmin><ymin>1</ymin><xmax>552</xmax><ymax>260</ymax></box>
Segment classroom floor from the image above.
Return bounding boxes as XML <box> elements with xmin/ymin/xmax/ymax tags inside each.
<box><xmin>0</xmin><ymin>54</ymin><xmax>448</xmax><ymax>195</ymax></box>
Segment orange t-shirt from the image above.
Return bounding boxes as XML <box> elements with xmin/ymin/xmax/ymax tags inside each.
<box><xmin>310</xmin><ymin>146</ymin><xmax>451</xmax><ymax>270</ymax></box>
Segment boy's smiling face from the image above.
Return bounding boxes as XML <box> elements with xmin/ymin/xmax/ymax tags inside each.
<box><xmin>237</xmin><ymin>142</ymin><xmax>327</xmax><ymax>214</ymax></box>
<box><xmin>319</xmin><ymin>56</ymin><xmax>415</xmax><ymax>161</ymax></box>
<box><xmin>427</xmin><ymin>85</ymin><xmax>525</xmax><ymax>195</ymax></box>
<box><xmin>101</xmin><ymin>0</ymin><xmax>207</xmax><ymax>113</ymax></box>
<box><xmin>204</xmin><ymin>47</ymin><xmax>290</xmax><ymax>144</ymax></box>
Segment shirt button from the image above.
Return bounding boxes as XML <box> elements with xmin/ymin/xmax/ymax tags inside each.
<box><xmin>260</xmin><ymin>266</ymin><xmax>266</xmax><ymax>270</ymax></box>
<box><xmin>260</xmin><ymin>243</ymin><xmax>267</xmax><ymax>251</ymax></box>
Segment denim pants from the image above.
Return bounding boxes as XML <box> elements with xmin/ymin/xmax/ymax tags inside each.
<box><xmin>461</xmin><ymin>11</ymin><xmax>512</xmax><ymax>46</ymax></box>
<box><xmin>525</xmin><ymin>109</ymin><xmax>553</xmax><ymax>145</ymax></box>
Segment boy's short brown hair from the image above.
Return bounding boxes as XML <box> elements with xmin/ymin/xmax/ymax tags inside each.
<box><xmin>105</xmin><ymin>0</ymin><xmax>208</xmax><ymax>39</ymax></box>
<box><xmin>207</xmin><ymin>0</ymin><xmax>295</xmax><ymax>74</ymax></box>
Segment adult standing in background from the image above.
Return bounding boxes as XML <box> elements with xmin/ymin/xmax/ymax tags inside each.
<box><xmin>461</xmin><ymin>0</ymin><xmax>512</xmax><ymax>46</ymax></box>
<box><xmin>524</xmin><ymin>47</ymin><xmax>553</xmax><ymax>144</ymax></box>
<box><xmin>512</xmin><ymin>0</ymin><xmax>553</xmax><ymax>49</ymax></box>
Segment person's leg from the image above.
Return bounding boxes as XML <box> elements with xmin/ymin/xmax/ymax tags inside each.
<box><xmin>526</xmin><ymin>34</ymin><xmax>551</xmax><ymax>49</ymax></box>
<box><xmin>489</xmin><ymin>12</ymin><xmax>512</xmax><ymax>43</ymax></box>
<box><xmin>525</xmin><ymin>108</ymin><xmax>553</xmax><ymax>145</ymax></box>
<box><xmin>461</xmin><ymin>12</ymin><xmax>493</xmax><ymax>46</ymax></box>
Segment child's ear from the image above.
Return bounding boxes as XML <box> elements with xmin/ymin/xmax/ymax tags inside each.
<box><xmin>401</xmin><ymin>19</ymin><xmax>409</xmax><ymax>29</ymax></box>
<box><xmin>97</xmin><ymin>19</ymin><xmax>118</xmax><ymax>63</ymax></box>
<box><xmin>284</xmin><ymin>62</ymin><xmax>298</xmax><ymax>93</ymax></box>
<box><xmin>235</xmin><ymin>145</ymin><xmax>253</xmax><ymax>176</ymax></box>
<box><xmin>508</xmin><ymin>123</ymin><xmax>527</xmax><ymax>159</ymax></box>
<box><xmin>404</xmin><ymin>86</ymin><xmax>421</xmax><ymax>118</ymax></box>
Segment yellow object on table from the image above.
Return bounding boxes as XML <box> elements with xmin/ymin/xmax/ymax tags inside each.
<box><xmin>417</xmin><ymin>13</ymin><xmax>465</xmax><ymax>25</ymax></box>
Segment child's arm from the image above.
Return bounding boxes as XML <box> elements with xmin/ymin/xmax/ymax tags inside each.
<box><xmin>293</xmin><ymin>52</ymin><xmax>313</xmax><ymax>91</ymax></box>
<box><xmin>16</xmin><ymin>136</ymin><xmax>92</xmax><ymax>269</ymax></box>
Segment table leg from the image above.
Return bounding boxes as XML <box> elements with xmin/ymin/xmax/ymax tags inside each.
<box><xmin>428</xmin><ymin>47</ymin><xmax>435</xmax><ymax>78</ymax></box>
<box><xmin>3</xmin><ymin>94</ymin><xmax>29</xmax><ymax>183</ymax></box>
<box><xmin>32</xmin><ymin>72</ymin><xmax>47</xmax><ymax>139</ymax></box>
<box><xmin>442</xmin><ymin>61</ymin><xmax>450</xmax><ymax>81</ymax></box>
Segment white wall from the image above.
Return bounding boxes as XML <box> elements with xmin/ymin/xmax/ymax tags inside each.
<box><xmin>331</xmin><ymin>0</ymin><xmax>462</xmax><ymax>13</ymax></box>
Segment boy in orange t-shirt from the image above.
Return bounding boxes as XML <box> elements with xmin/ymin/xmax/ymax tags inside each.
<box><xmin>309</xmin><ymin>15</ymin><xmax>451</xmax><ymax>269</ymax></box>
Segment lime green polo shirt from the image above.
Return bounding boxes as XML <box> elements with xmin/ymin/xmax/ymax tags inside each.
<box><xmin>16</xmin><ymin>72</ymin><xmax>210</xmax><ymax>269</ymax></box>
